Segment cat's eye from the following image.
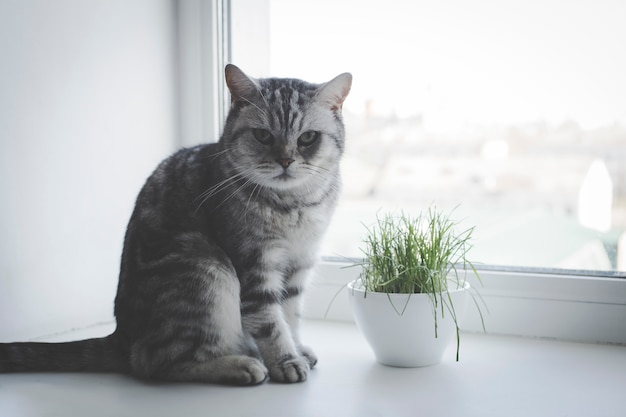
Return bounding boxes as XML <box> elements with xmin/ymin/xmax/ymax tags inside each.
<box><xmin>252</xmin><ymin>128</ymin><xmax>274</xmax><ymax>145</ymax></box>
<box><xmin>298</xmin><ymin>131</ymin><xmax>320</xmax><ymax>147</ymax></box>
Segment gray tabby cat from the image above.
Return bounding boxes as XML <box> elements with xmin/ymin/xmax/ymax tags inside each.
<box><xmin>0</xmin><ymin>65</ymin><xmax>352</xmax><ymax>385</ymax></box>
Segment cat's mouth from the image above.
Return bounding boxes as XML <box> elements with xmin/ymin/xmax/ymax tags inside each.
<box><xmin>267</xmin><ymin>169</ymin><xmax>308</xmax><ymax>189</ymax></box>
<box><xmin>274</xmin><ymin>172</ymin><xmax>294</xmax><ymax>181</ymax></box>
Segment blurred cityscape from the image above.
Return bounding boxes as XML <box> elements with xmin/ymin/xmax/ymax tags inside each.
<box><xmin>267</xmin><ymin>0</ymin><xmax>626</xmax><ymax>273</ymax></box>
<box><xmin>323</xmin><ymin>113</ymin><xmax>626</xmax><ymax>272</ymax></box>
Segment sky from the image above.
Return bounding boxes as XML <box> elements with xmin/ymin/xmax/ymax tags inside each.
<box><xmin>269</xmin><ymin>0</ymin><xmax>626</xmax><ymax>131</ymax></box>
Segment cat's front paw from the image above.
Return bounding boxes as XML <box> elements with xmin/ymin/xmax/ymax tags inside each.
<box><xmin>269</xmin><ymin>355</ymin><xmax>309</xmax><ymax>383</ymax></box>
<box><xmin>217</xmin><ymin>356</ymin><xmax>268</xmax><ymax>386</ymax></box>
<box><xmin>298</xmin><ymin>345</ymin><xmax>318</xmax><ymax>369</ymax></box>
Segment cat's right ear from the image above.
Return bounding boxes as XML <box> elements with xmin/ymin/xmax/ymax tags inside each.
<box><xmin>225</xmin><ymin>64</ymin><xmax>261</xmax><ymax>105</ymax></box>
<box><xmin>315</xmin><ymin>72</ymin><xmax>352</xmax><ymax>112</ymax></box>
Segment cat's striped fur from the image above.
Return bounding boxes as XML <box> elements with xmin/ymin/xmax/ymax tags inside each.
<box><xmin>0</xmin><ymin>65</ymin><xmax>352</xmax><ymax>385</ymax></box>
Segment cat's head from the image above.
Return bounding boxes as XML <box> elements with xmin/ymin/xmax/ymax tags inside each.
<box><xmin>220</xmin><ymin>65</ymin><xmax>352</xmax><ymax>192</ymax></box>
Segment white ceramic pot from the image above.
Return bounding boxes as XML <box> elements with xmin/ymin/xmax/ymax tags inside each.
<box><xmin>348</xmin><ymin>278</ymin><xmax>470</xmax><ymax>367</ymax></box>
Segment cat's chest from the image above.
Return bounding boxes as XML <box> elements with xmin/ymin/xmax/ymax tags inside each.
<box><xmin>244</xmin><ymin>199</ymin><xmax>331</xmax><ymax>263</ymax></box>
<box><xmin>261</xmin><ymin>208</ymin><xmax>326</xmax><ymax>271</ymax></box>
<box><xmin>259</xmin><ymin>201</ymin><xmax>329</xmax><ymax>240</ymax></box>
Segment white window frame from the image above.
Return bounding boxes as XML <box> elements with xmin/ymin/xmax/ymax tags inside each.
<box><xmin>177</xmin><ymin>0</ymin><xmax>231</xmax><ymax>147</ymax></box>
<box><xmin>220</xmin><ymin>0</ymin><xmax>626</xmax><ymax>345</ymax></box>
<box><xmin>177</xmin><ymin>0</ymin><xmax>271</xmax><ymax>147</ymax></box>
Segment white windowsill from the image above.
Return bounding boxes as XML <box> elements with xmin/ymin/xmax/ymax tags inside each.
<box><xmin>1</xmin><ymin>319</ymin><xmax>625</xmax><ymax>417</ymax></box>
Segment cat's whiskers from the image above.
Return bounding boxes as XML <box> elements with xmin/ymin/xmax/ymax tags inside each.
<box><xmin>195</xmin><ymin>171</ymin><xmax>245</xmax><ymax>202</ymax></box>
<box><xmin>304</xmin><ymin>166</ymin><xmax>341</xmax><ymax>199</ymax></box>
<box><xmin>194</xmin><ymin>170</ymin><xmax>253</xmax><ymax>214</ymax></box>
<box><xmin>302</xmin><ymin>163</ymin><xmax>331</xmax><ymax>175</ymax></box>
<box><xmin>202</xmin><ymin>147</ymin><xmax>235</xmax><ymax>162</ymax></box>
<box><xmin>243</xmin><ymin>181</ymin><xmax>266</xmax><ymax>226</ymax></box>
<box><xmin>214</xmin><ymin>171</ymin><xmax>264</xmax><ymax>213</ymax></box>
<box><xmin>194</xmin><ymin>149</ymin><xmax>244</xmax><ymax>206</ymax></box>
<box><xmin>301</xmin><ymin>164</ymin><xmax>337</xmax><ymax>191</ymax></box>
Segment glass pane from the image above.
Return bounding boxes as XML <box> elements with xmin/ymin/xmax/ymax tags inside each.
<box><xmin>268</xmin><ymin>0</ymin><xmax>626</xmax><ymax>273</ymax></box>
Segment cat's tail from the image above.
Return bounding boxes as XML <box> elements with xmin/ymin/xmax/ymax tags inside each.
<box><xmin>0</xmin><ymin>333</ymin><xmax>128</xmax><ymax>373</ymax></box>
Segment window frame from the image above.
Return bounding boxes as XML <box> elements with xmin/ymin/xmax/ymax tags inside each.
<box><xmin>177</xmin><ymin>0</ymin><xmax>231</xmax><ymax>147</ymax></box>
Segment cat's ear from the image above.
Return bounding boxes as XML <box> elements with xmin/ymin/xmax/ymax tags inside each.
<box><xmin>225</xmin><ymin>64</ymin><xmax>261</xmax><ymax>105</ymax></box>
<box><xmin>315</xmin><ymin>73</ymin><xmax>352</xmax><ymax>112</ymax></box>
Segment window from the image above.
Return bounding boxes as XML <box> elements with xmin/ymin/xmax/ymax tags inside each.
<box><xmin>226</xmin><ymin>0</ymin><xmax>626</xmax><ymax>343</ymax></box>
<box><xmin>264</xmin><ymin>0</ymin><xmax>626</xmax><ymax>276</ymax></box>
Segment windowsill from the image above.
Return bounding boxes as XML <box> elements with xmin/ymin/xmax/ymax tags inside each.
<box><xmin>1</xmin><ymin>320</ymin><xmax>625</xmax><ymax>417</ymax></box>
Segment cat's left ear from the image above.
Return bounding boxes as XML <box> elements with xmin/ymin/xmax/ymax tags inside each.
<box><xmin>316</xmin><ymin>72</ymin><xmax>352</xmax><ymax>112</ymax></box>
<box><xmin>225</xmin><ymin>64</ymin><xmax>261</xmax><ymax>105</ymax></box>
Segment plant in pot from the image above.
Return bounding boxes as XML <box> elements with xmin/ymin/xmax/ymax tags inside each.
<box><xmin>348</xmin><ymin>207</ymin><xmax>484</xmax><ymax>367</ymax></box>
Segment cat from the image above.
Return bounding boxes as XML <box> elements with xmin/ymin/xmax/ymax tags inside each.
<box><xmin>0</xmin><ymin>64</ymin><xmax>352</xmax><ymax>385</ymax></box>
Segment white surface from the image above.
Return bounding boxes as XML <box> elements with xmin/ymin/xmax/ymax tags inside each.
<box><xmin>0</xmin><ymin>0</ymin><xmax>176</xmax><ymax>341</ymax></box>
<box><xmin>1</xmin><ymin>320</ymin><xmax>625</xmax><ymax>417</ymax></box>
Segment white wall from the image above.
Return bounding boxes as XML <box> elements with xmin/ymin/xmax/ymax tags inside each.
<box><xmin>0</xmin><ymin>0</ymin><xmax>178</xmax><ymax>340</ymax></box>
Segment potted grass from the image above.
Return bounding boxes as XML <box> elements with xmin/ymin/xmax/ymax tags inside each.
<box><xmin>348</xmin><ymin>207</ymin><xmax>484</xmax><ymax>367</ymax></box>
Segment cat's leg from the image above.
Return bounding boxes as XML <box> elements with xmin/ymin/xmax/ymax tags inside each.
<box><xmin>243</xmin><ymin>304</ymin><xmax>308</xmax><ymax>383</ymax></box>
<box><xmin>241</xmin><ymin>270</ymin><xmax>310</xmax><ymax>383</ymax></box>
<box><xmin>126</xmin><ymin>242</ymin><xmax>268</xmax><ymax>385</ymax></box>
<box><xmin>283</xmin><ymin>270</ymin><xmax>318</xmax><ymax>369</ymax></box>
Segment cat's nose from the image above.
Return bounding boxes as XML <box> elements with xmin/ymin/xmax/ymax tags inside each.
<box><xmin>276</xmin><ymin>158</ymin><xmax>295</xmax><ymax>169</ymax></box>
